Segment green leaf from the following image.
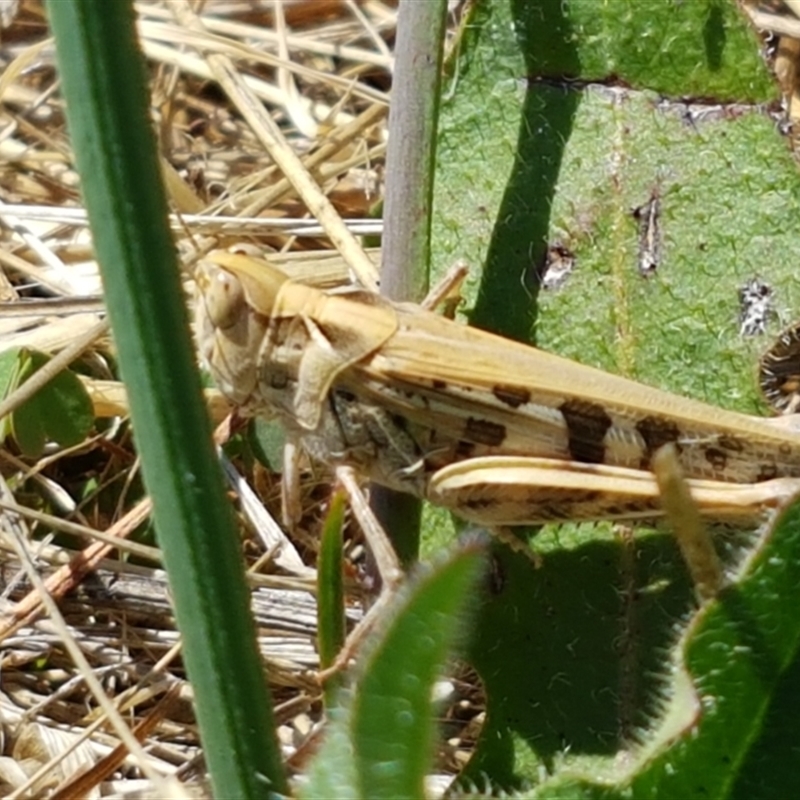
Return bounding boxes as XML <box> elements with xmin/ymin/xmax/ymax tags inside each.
<box><xmin>0</xmin><ymin>347</ymin><xmax>21</xmax><ymax>397</ymax></box>
<box><xmin>0</xmin><ymin>348</ymin><xmax>94</xmax><ymax>457</ymax></box>
<box><xmin>301</xmin><ymin>705</ymin><xmax>360</xmax><ymax>800</ymax></box>
<box><xmin>0</xmin><ymin>347</ymin><xmax>24</xmax><ymax>441</ymax></box>
<box><xmin>303</xmin><ymin>543</ymin><xmax>486</xmax><ymax>799</ymax></box>
<box><xmin>629</xmin><ymin>501</ymin><xmax>800</xmax><ymax>797</ymax></box>
<box><xmin>431</xmin><ymin>0</ymin><xmax>800</xmax><ymax>793</ymax></box>
<box><xmin>491</xmin><ymin>492</ymin><xmax>800</xmax><ymax>798</ymax></box>
<box><xmin>318</xmin><ymin>490</ymin><xmax>347</xmax><ymax>696</ymax></box>
<box><xmin>547</xmin><ymin>0</ymin><xmax>773</xmax><ymax>99</ymax></box>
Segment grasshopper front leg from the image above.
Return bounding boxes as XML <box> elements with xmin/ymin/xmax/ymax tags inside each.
<box><xmin>427</xmin><ymin>456</ymin><xmax>800</xmax><ymax>527</ymax></box>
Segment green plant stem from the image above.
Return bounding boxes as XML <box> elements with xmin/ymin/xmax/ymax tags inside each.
<box><xmin>381</xmin><ymin>0</ymin><xmax>447</xmax><ymax>300</ymax></box>
<box><xmin>317</xmin><ymin>490</ymin><xmax>346</xmax><ymax>705</ymax></box>
<box><xmin>373</xmin><ymin>0</ymin><xmax>448</xmax><ymax>566</ymax></box>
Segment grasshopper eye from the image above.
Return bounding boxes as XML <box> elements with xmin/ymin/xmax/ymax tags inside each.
<box><xmin>200</xmin><ymin>267</ymin><xmax>246</xmax><ymax>330</ymax></box>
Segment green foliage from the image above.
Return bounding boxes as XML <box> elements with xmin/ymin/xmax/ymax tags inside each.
<box><xmin>632</xmin><ymin>503</ymin><xmax>800</xmax><ymax>796</ymax></box>
<box><xmin>538</xmin><ymin>0</ymin><xmax>774</xmax><ymax>99</ymax></box>
<box><xmin>492</xmin><ymin>500</ymin><xmax>800</xmax><ymax>799</ymax></box>
<box><xmin>430</xmin><ymin>0</ymin><xmax>800</xmax><ymax>794</ymax></box>
<box><xmin>0</xmin><ymin>347</ymin><xmax>93</xmax><ymax>457</ymax></box>
<box><xmin>303</xmin><ymin>544</ymin><xmax>486</xmax><ymax>799</ymax></box>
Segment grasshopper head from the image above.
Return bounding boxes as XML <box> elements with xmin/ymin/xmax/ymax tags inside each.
<box><xmin>196</xmin><ymin>261</ymin><xmax>246</xmax><ymax>330</ymax></box>
<box><xmin>204</xmin><ymin>250</ymin><xmax>289</xmax><ymax>316</ymax></box>
<box><xmin>194</xmin><ymin>259</ymin><xmax>270</xmax><ymax>408</ymax></box>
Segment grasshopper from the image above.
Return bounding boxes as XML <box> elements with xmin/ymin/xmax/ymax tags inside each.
<box><xmin>195</xmin><ymin>251</ymin><xmax>800</xmax><ymax>531</ymax></box>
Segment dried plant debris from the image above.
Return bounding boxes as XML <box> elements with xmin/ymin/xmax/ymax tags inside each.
<box><xmin>540</xmin><ymin>240</ymin><xmax>576</xmax><ymax>290</ymax></box>
<box><xmin>0</xmin><ymin>1</ymin><xmax>392</xmax><ymax>297</ymax></box>
<box><xmin>632</xmin><ymin>187</ymin><xmax>662</xmax><ymax>278</ymax></box>
<box><xmin>738</xmin><ymin>276</ymin><xmax>775</xmax><ymax>336</ymax></box>
<box><xmin>759</xmin><ymin>319</ymin><xmax>800</xmax><ymax>414</ymax></box>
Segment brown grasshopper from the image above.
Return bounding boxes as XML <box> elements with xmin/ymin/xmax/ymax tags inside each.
<box><xmin>195</xmin><ymin>251</ymin><xmax>800</xmax><ymax>531</ymax></box>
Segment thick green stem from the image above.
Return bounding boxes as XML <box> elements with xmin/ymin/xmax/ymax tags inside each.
<box><xmin>46</xmin><ymin>2</ymin><xmax>287</xmax><ymax>796</ymax></box>
<box><xmin>373</xmin><ymin>0</ymin><xmax>448</xmax><ymax>565</ymax></box>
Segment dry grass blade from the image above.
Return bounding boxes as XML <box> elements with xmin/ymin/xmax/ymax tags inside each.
<box><xmin>0</xmin><ymin>497</ymin><xmax>152</xmax><ymax>641</ymax></box>
<box><xmin>0</xmin><ymin>478</ymin><xmax>174</xmax><ymax>795</ymax></box>
<box><xmin>48</xmin><ymin>684</ymin><xmax>181</xmax><ymax>800</ymax></box>
<box><xmin>218</xmin><ymin>440</ymin><xmax>311</xmax><ymax>576</ymax></box>
<box><xmin>168</xmin><ymin>0</ymin><xmax>380</xmax><ymax>290</ymax></box>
